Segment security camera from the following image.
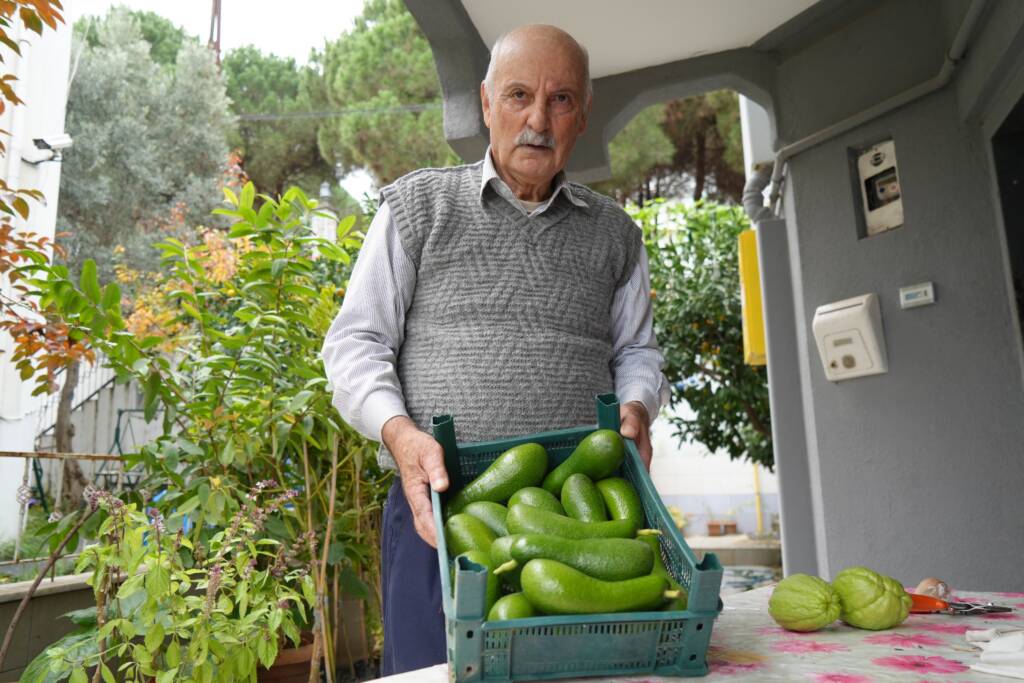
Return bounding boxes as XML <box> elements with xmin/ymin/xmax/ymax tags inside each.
<box><xmin>35</xmin><ymin>134</ymin><xmax>73</xmax><ymax>152</ymax></box>
<box><xmin>22</xmin><ymin>134</ymin><xmax>73</xmax><ymax>164</ymax></box>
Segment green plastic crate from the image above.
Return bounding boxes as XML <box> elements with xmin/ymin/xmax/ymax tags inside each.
<box><xmin>431</xmin><ymin>393</ymin><xmax>724</xmax><ymax>682</ymax></box>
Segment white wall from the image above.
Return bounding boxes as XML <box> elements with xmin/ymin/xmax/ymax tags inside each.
<box><xmin>0</xmin><ymin>12</ymin><xmax>73</xmax><ymax>540</ymax></box>
<box><xmin>650</xmin><ymin>403</ymin><xmax>778</xmax><ymax>536</ymax></box>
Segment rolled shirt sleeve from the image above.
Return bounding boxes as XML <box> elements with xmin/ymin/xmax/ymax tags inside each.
<box><xmin>320</xmin><ymin>201</ymin><xmax>415</xmax><ymax>442</ymax></box>
<box><xmin>610</xmin><ymin>247</ymin><xmax>671</xmax><ymax>424</ymax></box>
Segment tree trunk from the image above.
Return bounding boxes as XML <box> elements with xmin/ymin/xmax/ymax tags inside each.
<box><xmin>55</xmin><ymin>359</ymin><xmax>88</xmax><ymax>510</ymax></box>
<box><xmin>693</xmin><ymin>128</ymin><xmax>707</xmax><ymax>202</ymax></box>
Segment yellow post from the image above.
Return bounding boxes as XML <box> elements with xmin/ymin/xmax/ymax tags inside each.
<box><xmin>738</xmin><ymin>229</ymin><xmax>767</xmax><ymax>366</ymax></box>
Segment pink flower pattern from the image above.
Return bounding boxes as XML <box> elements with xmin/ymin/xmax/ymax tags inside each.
<box><xmin>871</xmin><ymin>655</ymin><xmax>969</xmax><ymax>674</ymax></box>
<box><xmin>774</xmin><ymin>640</ymin><xmax>849</xmax><ymax>655</ymax></box>
<box><xmin>809</xmin><ymin>674</ymin><xmax>871</xmax><ymax>683</ymax></box>
<box><xmin>863</xmin><ymin>632</ymin><xmax>944</xmax><ymax>647</ymax></box>
<box><xmin>907</xmin><ymin>620</ymin><xmax>970</xmax><ymax>635</ymax></box>
<box><xmin>700</xmin><ymin>587</ymin><xmax>1011</xmax><ymax>682</ymax></box>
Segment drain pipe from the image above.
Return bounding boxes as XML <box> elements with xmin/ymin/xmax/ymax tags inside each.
<box><xmin>767</xmin><ymin>0</ymin><xmax>989</xmax><ymax>210</ymax></box>
<box><xmin>742</xmin><ymin>160</ymin><xmax>775</xmax><ymax>224</ymax></box>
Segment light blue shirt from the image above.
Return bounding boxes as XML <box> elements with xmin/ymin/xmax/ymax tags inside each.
<box><xmin>322</xmin><ymin>150</ymin><xmax>670</xmax><ymax>442</ymax></box>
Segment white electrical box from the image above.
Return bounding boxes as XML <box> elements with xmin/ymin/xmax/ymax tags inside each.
<box><xmin>857</xmin><ymin>139</ymin><xmax>904</xmax><ymax>236</ymax></box>
<box><xmin>812</xmin><ymin>293</ymin><xmax>888</xmax><ymax>382</ymax></box>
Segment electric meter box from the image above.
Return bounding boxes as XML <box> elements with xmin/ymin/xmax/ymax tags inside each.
<box><xmin>812</xmin><ymin>293</ymin><xmax>888</xmax><ymax>382</ymax></box>
<box><xmin>854</xmin><ymin>138</ymin><xmax>904</xmax><ymax>236</ymax></box>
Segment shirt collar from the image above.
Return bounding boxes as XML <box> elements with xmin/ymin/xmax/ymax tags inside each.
<box><xmin>479</xmin><ymin>147</ymin><xmax>588</xmax><ymax>215</ymax></box>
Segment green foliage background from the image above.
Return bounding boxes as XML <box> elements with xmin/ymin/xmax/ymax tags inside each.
<box><xmin>60</xmin><ymin>9</ymin><xmax>232</xmax><ymax>280</ymax></box>
<box><xmin>633</xmin><ymin>201</ymin><xmax>773</xmax><ymax>470</ymax></box>
<box><xmin>317</xmin><ymin>0</ymin><xmax>458</xmax><ymax>185</ymax></box>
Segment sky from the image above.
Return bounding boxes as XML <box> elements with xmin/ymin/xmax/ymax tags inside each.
<box><xmin>68</xmin><ymin>0</ymin><xmax>366</xmax><ymax>65</ymax></box>
<box><xmin>68</xmin><ymin>0</ymin><xmax>375</xmax><ymax>198</ymax></box>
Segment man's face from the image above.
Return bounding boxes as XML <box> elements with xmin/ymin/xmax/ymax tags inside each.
<box><xmin>481</xmin><ymin>32</ymin><xmax>590</xmax><ymax>194</ymax></box>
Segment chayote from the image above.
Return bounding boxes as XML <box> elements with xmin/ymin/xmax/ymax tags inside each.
<box><xmin>832</xmin><ymin>566</ymin><xmax>912</xmax><ymax>630</ymax></box>
<box><xmin>768</xmin><ymin>573</ymin><xmax>841</xmax><ymax>632</ymax></box>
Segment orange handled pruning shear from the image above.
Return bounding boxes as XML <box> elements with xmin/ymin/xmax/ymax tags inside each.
<box><xmin>909</xmin><ymin>593</ymin><xmax>1015</xmax><ymax>616</ymax></box>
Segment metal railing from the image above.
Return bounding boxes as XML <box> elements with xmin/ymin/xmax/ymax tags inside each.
<box><xmin>33</xmin><ymin>352</ymin><xmax>116</xmax><ymax>449</ymax></box>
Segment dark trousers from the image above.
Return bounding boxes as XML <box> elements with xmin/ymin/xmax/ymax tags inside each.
<box><xmin>380</xmin><ymin>478</ymin><xmax>447</xmax><ymax>676</ymax></box>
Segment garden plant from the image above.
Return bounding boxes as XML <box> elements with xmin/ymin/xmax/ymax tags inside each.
<box><xmin>15</xmin><ymin>185</ymin><xmax>391</xmax><ymax>682</ymax></box>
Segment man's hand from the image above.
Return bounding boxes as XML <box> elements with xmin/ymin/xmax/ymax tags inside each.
<box><xmin>381</xmin><ymin>416</ymin><xmax>449</xmax><ymax>547</ymax></box>
<box><xmin>619</xmin><ymin>401</ymin><xmax>653</xmax><ymax>470</ymax></box>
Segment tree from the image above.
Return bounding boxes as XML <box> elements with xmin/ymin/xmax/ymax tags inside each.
<box><xmin>590</xmin><ymin>104</ymin><xmax>674</xmax><ymax>203</ymax></box>
<box><xmin>222</xmin><ymin>46</ymin><xmax>335</xmax><ymax>198</ymax></box>
<box><xmin>57</xmin><ymin>7</ymin><xmax>233</xmax><ymax>280</ymax></box>
<box><xmin>657</xmin><ymin>91</ymin><xmax>745</xmax><ymax>202</ymax></box>
<box><xmin>633</xmin><ymin>200</ymin><xmax>772</xmax><ymax>469</ymax></box>
<box><xmin>77</xmin><ymin>8</ymin><xmax>189</xmax><ymax>67</ymax></box>
<box><xmin>317</xmin><ymin>0</ymin><xmax>458</xmax><ymax>186</ymax></box>
<box><xmin>593</xmin><ymin>91</ymin><xmax>746</xmax><ymax>206</ymax></box>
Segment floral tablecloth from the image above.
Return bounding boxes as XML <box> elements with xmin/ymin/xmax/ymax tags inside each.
<box><xmin>375</xmin><ymin>585</ymin><xmax>1023</xmax><ymax>682</ymax></box>
<box><xmin>705</xmin><ymin>585</ymin><xmax>1023</xmax><ymax>682</ymax></box>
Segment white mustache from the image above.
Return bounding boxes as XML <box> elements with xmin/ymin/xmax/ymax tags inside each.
<box><xmin>515</xmin><ymin>128</ymin><xmax>555</xmax><ymax>148</ymax></box>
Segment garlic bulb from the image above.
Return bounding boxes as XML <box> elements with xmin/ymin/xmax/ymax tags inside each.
<box><xmin>915</xmin><ymin>577</ymin><xmax>951</xmax><ymax>600</ymax></box>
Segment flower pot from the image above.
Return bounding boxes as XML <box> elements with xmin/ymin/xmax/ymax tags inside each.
<box><xmin>258</xmin><ymin>633</ymin><xmax>315</xmax><ymax>683</ymax></box>
<box><xmin>707</xmin><ymin>520</ymin><xmax>736</xmax><ymax>536</ymax></box>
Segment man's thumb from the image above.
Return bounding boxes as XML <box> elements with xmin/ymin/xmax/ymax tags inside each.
<box><xmin>424</xmin><ymin>444</ymin><xmax>449</xmax><ymax>492</ymax></box>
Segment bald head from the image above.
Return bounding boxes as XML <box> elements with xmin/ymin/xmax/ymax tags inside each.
<box><xmin>480</xmin><ymin>24</ymin><xmax>592</xmax><ymax>201</ymax></box>
<box><xmin>484</xmin><ymin>25</ymin><xmax>592</xmax><ymax>106</ymax></box>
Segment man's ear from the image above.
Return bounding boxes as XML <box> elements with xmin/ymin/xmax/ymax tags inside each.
<box><xmin>480</xmin><ymin>82</ymin><xmax>492</xmax><ymax>129</ymax></box>
<box><xmin>578</xmin><ymin>95</ymin><xmax>592</xmax><ymax>135</ymax></box>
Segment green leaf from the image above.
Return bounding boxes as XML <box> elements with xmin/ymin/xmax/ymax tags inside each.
<box><xmin>327</xmin><ymin>541</ymin><xmax>345</xmax><ymax>566</ymax></box>
<box><xmin>340</xmin><ymin>565</ymin><xmax>370</xmax><ymax>598</ymax></box>
<box><xmin>62</xmin><ymin>606</ymin><xmax>98</xmax><ymax>627</ymax></box>
<box><xmin>143</xmin><ymin>371</ymin><xmax>161</xmax><ymax>421</ymax></box>
<box><xmin>156</xmin><ymin>667</ymin><xmax>179</xmax><ymax>683</ymax></box>
<box><xmin>100</xmin><ymin>282</ymin><xmax>121</xmax><ymax>313</ymax></box>
<box><xmin>240</xmin><ymin>182</ymin><xmax>255</xmax><ymax>210</ymax></box>
<box><xmin>166</xmin><ymin>639</ymin><xmax>181</xmax><ymax>667</ymax></box>
<box><xmin>145</xmin><ymin>622</ymin><xmax>164</xmax><ymax>653</ymax></box>
<box><xmin>301</xmin><ymin>573</ymin><xmax>316</xmax><ymax>606</ymax></box>
<box><xmin>181</xmin><ymin>301</ymin><xmax>202</xmax><ymax>321</ymax></box>
<box><xmin>70</xmin><ymin>668</ymin><xmax>88</xmax><ymax>683</ymax></box>
<box><xmin>171</xmin><ymin>495</ymin><xmax>201</xmax><ymax>517</ymax></box>
<box><xmin>286</xmin><ymin>390</ymin><xmax>314</xmax><ymax>413</ymax></box>
<box><xmin>12</xmin><ymin>195</ymin><xmax>29</xmax><ymax>219</ymax></box>
<box><xmin>217</xmin><ymin>439</ymin><xmax>235</xmax><ymax>466</ymax></box>
<box><xmin>100</xmin><ymin>663</ymin><xmax>116</xmax><ymax>683</ymax></box>
<box><xmin>80</xmin><ymin>259</ymin><xmax>101</xmax><ymax>303</ymax></box>
<box><xmin>146</xmin><ymin>563</ymin><xmax>170</xmax><ymax>598</ymax></box>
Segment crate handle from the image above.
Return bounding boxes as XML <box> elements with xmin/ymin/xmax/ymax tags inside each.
<box><xmin>595</xmin><ymin>393</ymin><xmax>620</xmax><ymax>431</ymax></box>
<box><xmin>431</xmin><ymin>414</ymin><xmax>460</xmax><ymax>494</ymax></box>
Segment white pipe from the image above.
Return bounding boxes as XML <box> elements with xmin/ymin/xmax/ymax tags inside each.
<box><xmin>742</xmin><ymin>161</ymin><xmax>774</xmax><ymax>225</ymax></box>
<box><xmin>767</xmin><ymin>0</ymin><xmax>989</xmax><ymax>208</ymax></box>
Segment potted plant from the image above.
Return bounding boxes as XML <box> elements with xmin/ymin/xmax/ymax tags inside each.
<box><xmin>22</xmin><ymin>185</ymin><xmax>391</xmax><ymax>679</ymax></box>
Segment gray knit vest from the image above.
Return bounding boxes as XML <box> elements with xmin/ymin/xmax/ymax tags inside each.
<box><xmin>376</xmin><ymin>162</ymin><xmax>641</xmax><ymax>470</ymax></box>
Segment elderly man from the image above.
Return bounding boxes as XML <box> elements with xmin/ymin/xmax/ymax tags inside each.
<box><xmin>321</xmin><ymin>24</ymin><xmax>668</xmax><ymax>675</ymax></box>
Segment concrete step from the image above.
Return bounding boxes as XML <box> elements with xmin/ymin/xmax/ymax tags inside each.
<box><xmin>685</xmin><ymin>533</ymin><xmax>782</xmax><ymax>567</ymax></box>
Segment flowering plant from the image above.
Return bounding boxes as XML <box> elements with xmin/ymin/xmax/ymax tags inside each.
<box><xmin>33</xmin><ymin>483</ymin><xmax>310</xmax><ymax>682</ymax></box>
<box><xmin>18</xmin><ymin>184</ymin><xmax>392</xmax><ymax>677</ymax></box>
